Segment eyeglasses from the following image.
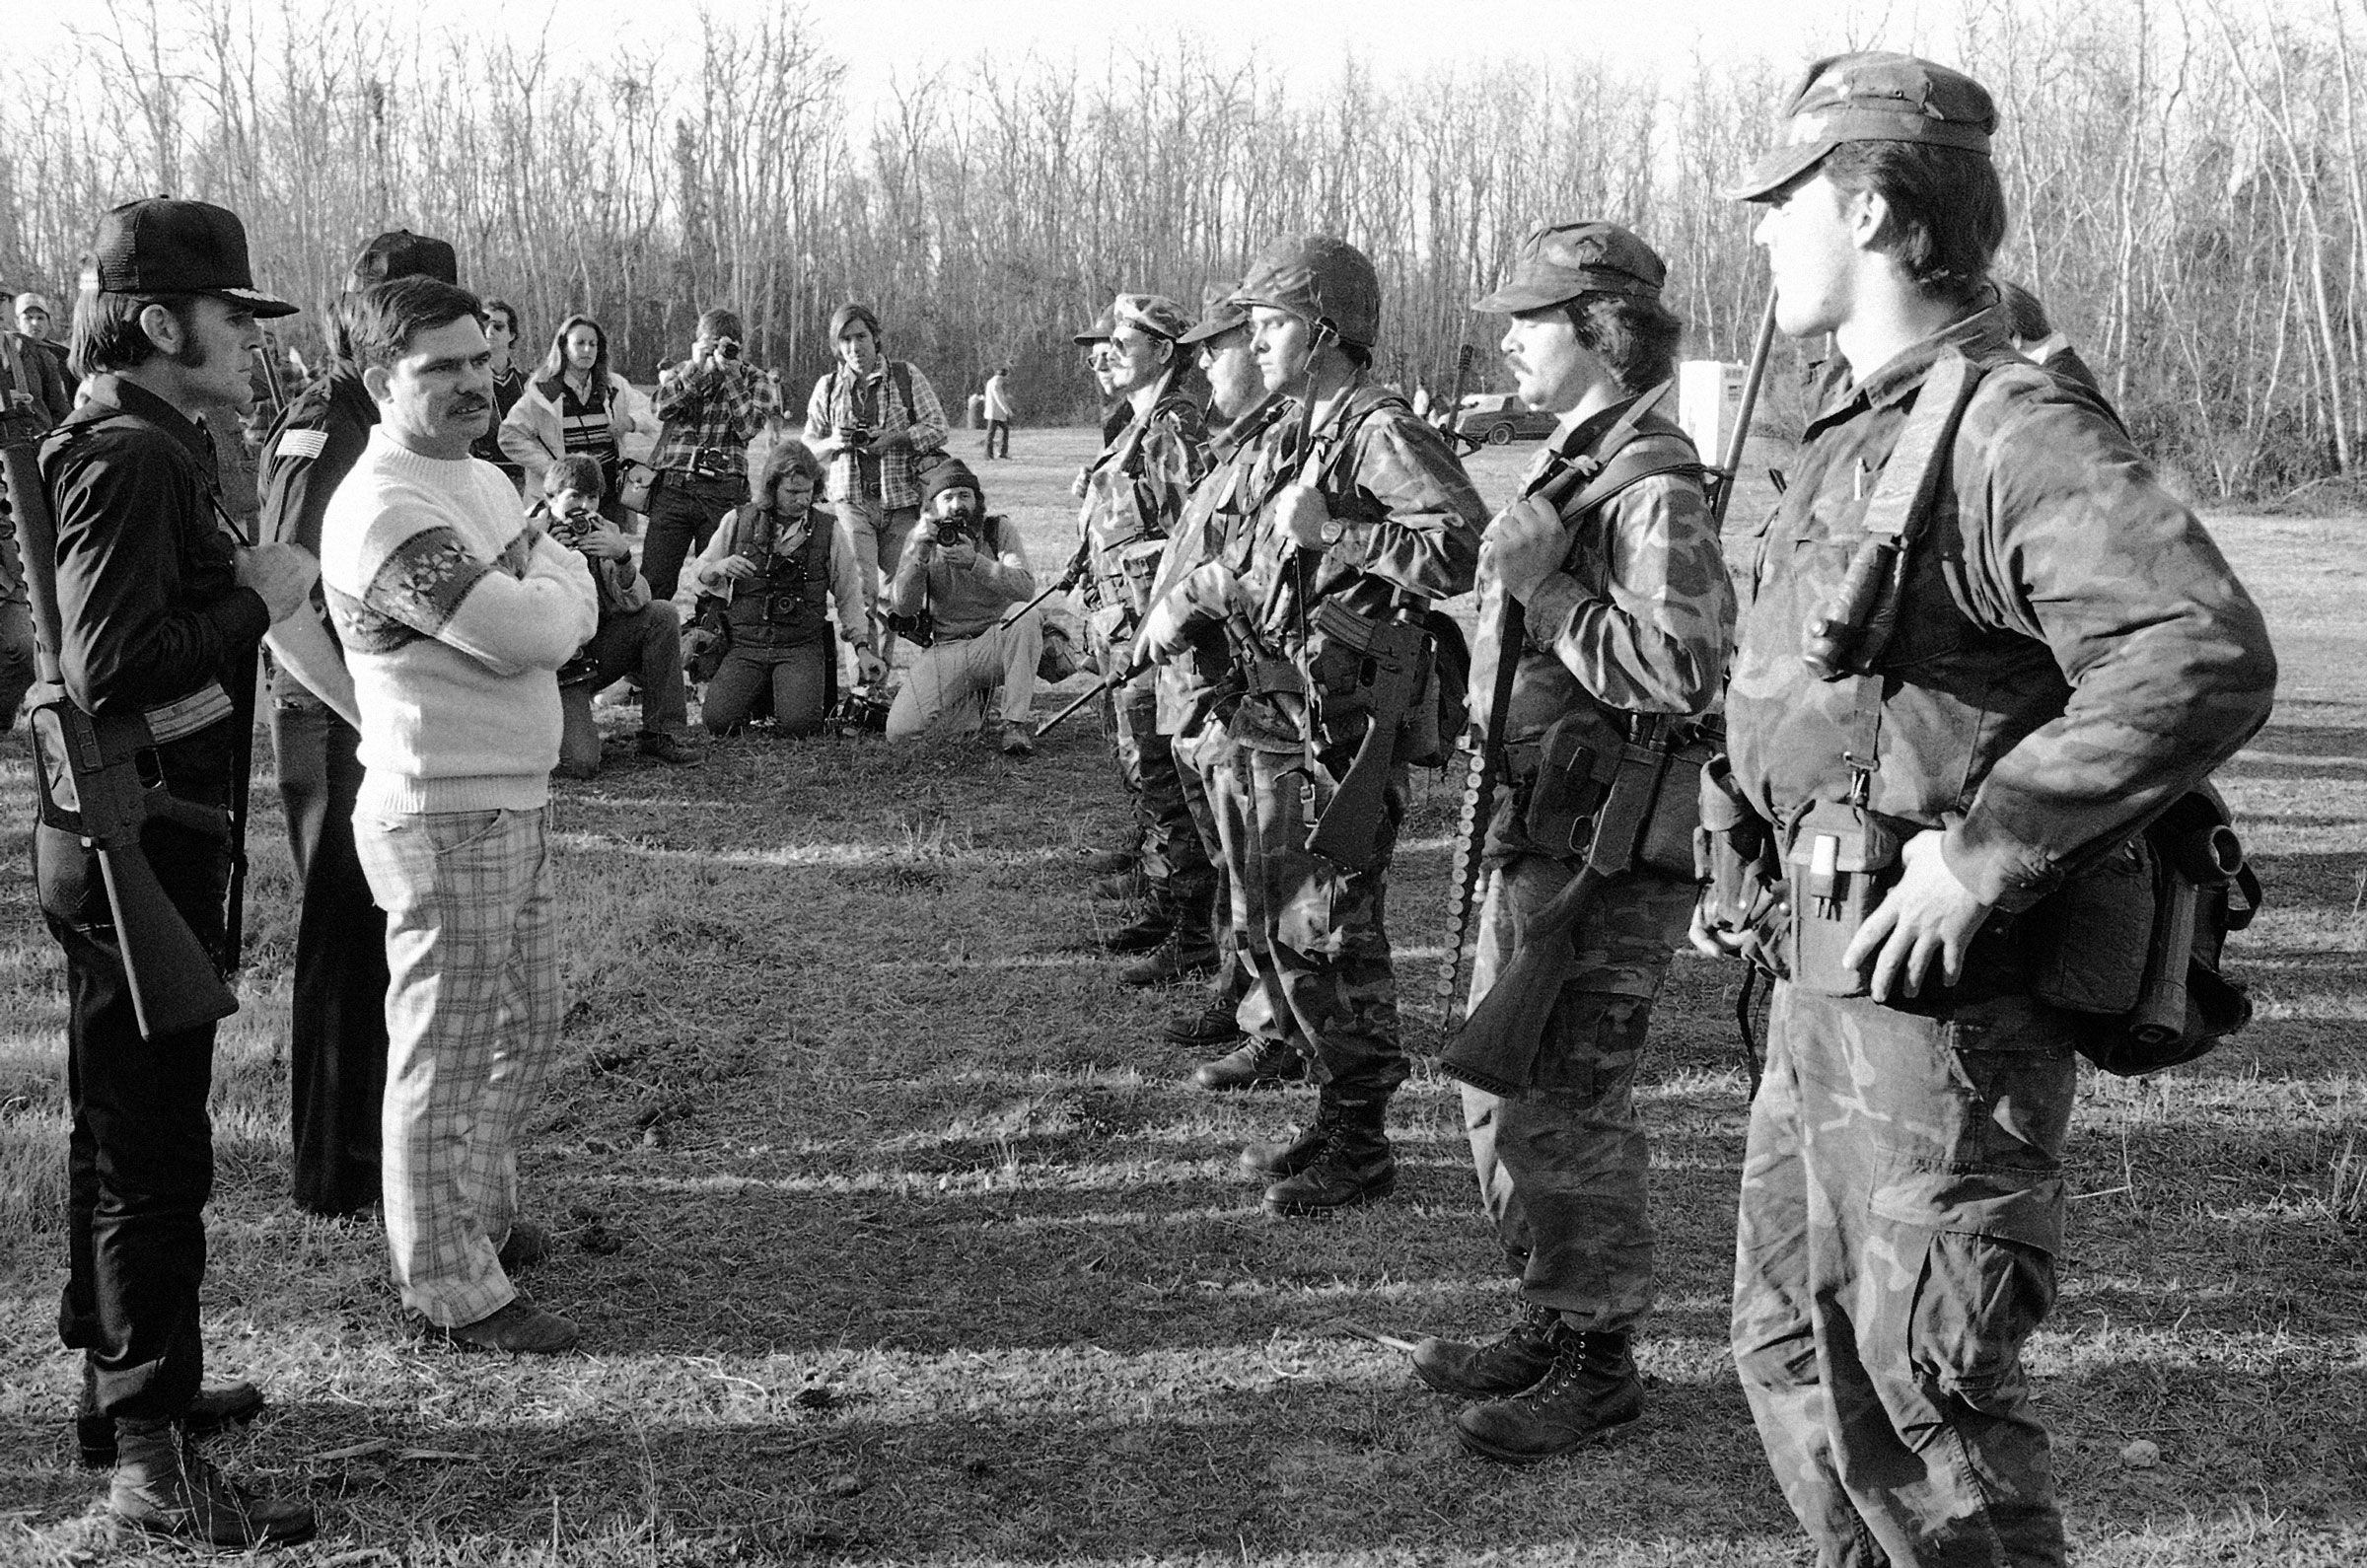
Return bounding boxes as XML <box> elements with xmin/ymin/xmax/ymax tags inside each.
<box><xmin>1081</xmin><ymin>343</ymin><xmax>1121</xmax><ymax>368</ymax></box>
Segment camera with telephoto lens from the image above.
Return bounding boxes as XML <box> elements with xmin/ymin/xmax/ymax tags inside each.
<box><xmin>931</xmin><ymin>511</ymin><xmax>979</xmax><ymax>552</ymax></box>
<box><xmin>837</xmin><ymin>422</ymin><xmax>875</xmax><ymax>449</ymax></box>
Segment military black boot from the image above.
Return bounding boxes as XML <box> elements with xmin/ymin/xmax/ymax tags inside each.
<box><xmin>1259</xmin><ymin>1094</ymin><xmax>1397</xmax><ymax>1216</ymax></box>
<box><xmin>1237</xmin><ymin>1094</ymin><xmax>1339</xmax><ymax>1178</ymax></box>
<box><xmin>1410</xmin><ymin>1298</ymin><xmax>1561</xmax><ymax>1398</ymax></box>
<box><xmin>1121</xmin><ymin>930</ymin><xmax>1220</xmax><ymax>987</ymax></box>
<box><xmin>1164</xmin><ymin>992</ymin><xmax>1247</xmax><ymax>1047</ymax></box>
<box><xmin>1453</xmin><ymin>1325</ymin><xmax>1645</xmax><ymax>1463</ymax></box>
<box><xmin>1196</xmin><ymin>1035</ymin><xmax>1307</xmax><ymax>1092</ymax></box>
<box><xmin>1102</xmin><ymin>892</ymin><xmax>1176</xmax><ymax>954</ymax></box>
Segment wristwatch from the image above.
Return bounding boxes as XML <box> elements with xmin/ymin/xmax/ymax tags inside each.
<box><xmin>1319</xmin><ymin>518</ymin><xmax>1347</xmax><ymax>546</ymax></box>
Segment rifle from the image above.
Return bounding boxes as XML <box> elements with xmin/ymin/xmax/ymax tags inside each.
<box><xmin>1708</xmin><ymin>295</ymin><xmax>1779</xmax><ymax>529</ymax></box>
<box><xmin>1034</xmin><ymin>651</ymin><xmax>1148</xmax><ymax>739</ymax></box>
<box><xmin>999</xmin><ymin>548</ymin><xmax>1085</xmax><ymax>629</ymax></box>
<box><xmin>1439</xmin><ymin>343</ymin><xmax>1477</xmax><ymax>454</ymax></box>
<box><xmin>1</xmin><ymin>406</ymin><xmax>242</xmax><ymax>1040</ymax></box>
<box><xmin>1301</xmin><ymin>598</ymin><xmax>1431</xmax><ymax>872</ymax></box>
<box><xmin>1432</xmin><ymin>380</ymin><xmax>1683</xmax><ymax>1034</ymax></box>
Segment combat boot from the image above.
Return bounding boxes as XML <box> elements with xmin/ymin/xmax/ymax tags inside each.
<box><xmin>1164</xmin><ymin>993</ymin><xmax>1247</xmax><ymax>1047</ymax></box>
<box><xmin>1196</xmin><ymin>1035</ymin><xmax>1306</xmax><ymax>1092</ymax></box>
<box><xmin>108</xmin><ymin>1421</ymin><xmax>316</xmax><ymax>1547</ymax></box>
<box><xmin>1102</xmin><ymin>899</ymin><xmax>1176</xmax><ymax>955</ymax></box>
<box><xmin>1453</xmin><ymin>1325</ymin><xmax>1644</xmax><ymax>1463</ymax></box>
<box><xmin>1091</xmin><ymin>867</ymin><xmax>1150</xmax><ymax>901</ymax></box>
<box><xmin>1410</xmin><ymin>1298</ymin><xmax>1560</xmax><ymax>1397</ymax></box>
<box><xmin>1122</xmin><ymin>927</ymin><xmax>1220</xmax><ymax>987</ymax></box>
<box><xmin>1259</xmin><ymin>1095</ymin><xmax>1397</xmax><ymax>1216</ymax></box>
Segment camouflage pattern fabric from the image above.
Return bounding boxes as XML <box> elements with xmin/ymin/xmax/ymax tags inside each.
<box><xmin>1733</xmin><ymin>982</ymin><xmax>2075</xmax><ymax>1567</ymax></box>
<box><xmin>1725</xmin><ymin>306</ymin><xmax>2275</xmax><ymax>911</ymax></box>
<box><xmin>1230</xmin><ymin>383</ymin><xmax>1484</xmax><ymax>755</ymax></box>
<box><xmin>1459</xmin><ymin>857</ymin><xmax>1695</xmax><ymax>1333</ymax></box>
<box><xmin>1719</xmin><ymin>302</ymin><xmax>2274</xmax><ymax>1567</ymax></box>
<box><xmin>1210</xmin><ymin>744</ymin><xmax>1407</xmax><ymax>1095</ymax></box>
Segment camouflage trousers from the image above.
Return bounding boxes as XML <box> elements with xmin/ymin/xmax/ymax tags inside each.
<box><xmin>1177</xmin><ymin>722</ymin><xmax>1246</xmax><ymax>976</ymax></box>
<box><xmin>1459</xmin><ymin>856</ymin><xmax>1693</xmax><ymax>1334</ymax></box>
<box><xmin>1210</xmin><ymin>744</ymin><xmax>1407</xmax><ymax>1097</ymax></box>
<box><xmin>1091</xmin><ymin>625</ymin><xmax>1210</xmax><ymax>899</ymax></box>
<box><xmin>1732</xmin><ymin>982</ymin><xmax>2075</xmax><ymax>1568</ymax></box>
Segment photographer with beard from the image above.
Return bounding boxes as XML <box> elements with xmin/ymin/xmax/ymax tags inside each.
<box><xmin>881</xmin><ymin>457</ymin><xmax>1040</xmax><ymax>754</ymax></box>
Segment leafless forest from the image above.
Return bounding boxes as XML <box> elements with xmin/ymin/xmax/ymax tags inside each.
<box><xmin>1</xmin><ymin>0</ymin><xmax>2361</xmax><ymax>499</ymax></box>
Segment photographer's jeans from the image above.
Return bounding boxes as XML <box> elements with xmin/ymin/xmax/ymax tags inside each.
<box><xmin>644</xmin><ymin>471</ymin><xmax>747</xmax><ymax>603</ymax></box>
<box><xmin>843</xmin><ymin>495</ymin><xmax>921</xmax><ymax>618</ymax></box>
<box><xmin>355</xmin><ymin>805</ymin><xmax>561</xmax><ymax>1328</ymax></box>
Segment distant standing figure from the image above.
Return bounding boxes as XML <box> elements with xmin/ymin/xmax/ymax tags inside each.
<box><xmin>645</xmin><ymin>308</ymin><xmax>779</xmax><ymax>603</ymax></box>
<box><xmin>982</xmin><ymin>366</ymin><xmax>1013</xmax><ymax>459</ymax></box>
<box><xmin>471</xmin><ymin>298</ymin><xmax>530</xmax><ymax>490</ymax></box>
<box><xmin>498</xmin><ymin>314</ymin><xmax>657</xmax><ymax>524</ymax></box>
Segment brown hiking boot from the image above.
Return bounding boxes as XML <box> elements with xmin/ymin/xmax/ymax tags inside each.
<box><xmin>1260</xmin><ymin>1096</ymin><xmax>1396</xmax><ymax>1216</ymax></box>
<box><xmin>1196</xmin><ymin>1036</ymin><xmax>1306</xmax><ymax>1093</ymax></box>
<box><xmin>77</xmin><ymin>1368</ymin><xmax>265</xmax><ymax>1468</ymax></box>
<box><xmin>1412</xmin><ymin>1299</ymin><xmax>1561</xmax><ymax>1398</ymax></box>
<box><xmin>109</xmin><ymin>1423</ymin><xmax>316</xmax><ymax>1548</ymax></box>
<box><xmin>1454</xmin><ymin>1327</ymin><xmax>1645</xmax><ymax>1463</ymax></box>
<box><xmin>420</xmin><ymin>1295</ymin><xmax>580</xmax><ymax>1354</ymax></box>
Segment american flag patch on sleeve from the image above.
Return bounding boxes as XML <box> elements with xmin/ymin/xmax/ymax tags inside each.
<box><xmin>277</xmin><ymin>428</ymin><xmax>328</xmax><ymax>461</ymax></box>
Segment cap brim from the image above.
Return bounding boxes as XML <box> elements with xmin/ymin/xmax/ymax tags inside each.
<box><xmin>1178</xmin><ymin>315</ymin><xmax>1248</xmax><ymax>346</ymax></box>
<box><xmin>1472</xmin><ymin>280</ymin><xmax>1576</xmax><ymax>315</ymax></box>
<box><xmin>215</xmin><ymin>285</ymin><xmax>300</xmax><ymax>320</ymax></box>
<box><xmin>1721</xmin><ymin>139</ymin><xmax>1834</xmax><ymax>202</ymax></box>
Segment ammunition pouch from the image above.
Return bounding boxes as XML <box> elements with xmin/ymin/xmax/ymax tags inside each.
<box><xmin>1503</xmin><ymin>714</ymin><xmax>1708</xmax><ymax>880</ymax></box>
<box><xmin>1783</xmin><ymin>800</ymin><xmax>1905</xmax><ymax>997</ymax></box>
<box><xmin>2026</xmin><ymin>788</ymin><xmax>2259</xmax><ymax>1075</ymax></box>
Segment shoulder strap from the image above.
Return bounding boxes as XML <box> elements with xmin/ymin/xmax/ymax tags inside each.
<box><xmin>1309</xmin><ymin>384</ymin><xmax>1414</xmax><ymax>494</ymax></box>
<box><xmin>1860</xmin><ymin>350</ymin><xmax>1981</xmax><ymax>555</ymax></box>
<box><xmin>892</xmin><ymin>361</ymin><xmax>915</xmax><ymax>423</ymax></box>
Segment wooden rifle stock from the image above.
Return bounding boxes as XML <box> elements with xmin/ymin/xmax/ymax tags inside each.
<box><xmin>1303</xmin><ymin>606</ymin><xmax>1429</xmax><ymax>872</ymax></box>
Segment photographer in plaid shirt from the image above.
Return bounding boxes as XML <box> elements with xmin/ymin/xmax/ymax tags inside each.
<box><xmin>802</xmin><ymin>303</ymin><xmax>950</xmax><ymax>630</ymax></box>
<box><xmin>643</xmin><ymin>308</ymin><xmax>779</xmax><ymax>603</ymax></box>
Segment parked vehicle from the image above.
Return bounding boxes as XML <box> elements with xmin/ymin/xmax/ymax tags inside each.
<box><xmin>1453</xmin><ymin>392</ymin><xmax>1557</xmax><ymax>447</ymax></box>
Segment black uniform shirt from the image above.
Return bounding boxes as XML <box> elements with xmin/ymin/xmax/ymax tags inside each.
<box><xmin>41</xmin><ymin>374</ymin><xmax>268</xmax><ymax>718</ymax></box>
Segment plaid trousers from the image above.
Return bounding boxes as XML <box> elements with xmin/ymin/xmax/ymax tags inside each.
<box><xmin>354</xmin><ymin>805</ymin><xmax>561</xmax><ymax>1327</ymax></box>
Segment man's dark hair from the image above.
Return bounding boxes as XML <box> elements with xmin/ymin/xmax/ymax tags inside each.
<box><xmin>71</xmin><ymin>287</ymin><xmax>204</xmax><ymax>380</ymax></box>
<box><xmin>482</xmin><ymin>297</ymin><xmax>522</xmax><ymax>339</ymax></box>
<box><xmin>698</xmin><ymin>309</ymin><xmax>745</xmax><ymax>343</ymax></box>
<box><xmin>1819</xmin><ymin>140</ymin><xmax>2006</xmax><ymax>303</ymax></box>
<box><xmin>1996</xmin><ymin>280</ymin><xmax>2050</xmax><ymax>340</ymax></box>
<box><xmin>343</xmin><ymin>277</ymin><xmax>484</xmax><ymax>372</ymax></box>
<box><xmin>544</xmin><ymin>453</ymin><xmax>606</xmax><ymax>497</ymax></box>
<box><xmin>1564</xmin><ymin>292</ymin><xmax>1685</xmax><ymax>396</ymax></box>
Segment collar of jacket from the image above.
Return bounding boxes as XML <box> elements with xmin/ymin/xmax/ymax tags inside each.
<box><xmin>74</xmin><ymin>373</ymin><xmax>216</xmax><ymax>467</ymax></box>
<box><xmin>1806</xmin><ymin>302</ymin><xmax>2015</xmax><ymax>437</ymax></box>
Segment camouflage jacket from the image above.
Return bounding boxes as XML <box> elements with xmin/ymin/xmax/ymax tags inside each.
<box><xmin>1726</xmin><ymin>309</ymin><xmax>2276</xmax><ymax>911</ymax></box>
<box><xmin>1230</xmin><ymin>380</ymin><xmax>1487</xmax><ymax>753</ymax></box>
<box><xmin>1145</xmin><ymin>395</ymin><xmax>1290</xmax><ymax>734</ymax></box>
<box><xmin>1078</xmin><ymin>389</ymin><xmax>1209</xmax><ymax>636</ymax></box>
<box><xmin>1481</xmin><ymin>396</ymin><xmax>1734</xmax><ymax>857</ymax></box>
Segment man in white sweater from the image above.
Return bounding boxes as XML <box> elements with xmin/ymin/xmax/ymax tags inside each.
<box><xmin>320</xmin><ymin>277</ymin><xmax>598</xmax><ymax>1353</ymax></box>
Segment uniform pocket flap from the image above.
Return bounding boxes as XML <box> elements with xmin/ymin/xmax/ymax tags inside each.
<box><xmin>1870</xmin><ymin>1168</ymin><xmax>2064</xmax><ymax>1256</ymax></box>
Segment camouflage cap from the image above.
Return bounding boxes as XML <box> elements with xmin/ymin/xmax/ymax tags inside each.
<box><xmin>1112</xmin><ymin>292</ymin><xmax>1193</xmax><ymax>342</ymax></box>
<box><xmin>1071</xmin><ymin>305</ymin><xmax>1118</xmax><ymax>346</ymax></box>
<box><xmin>1473</xmin><ymin>221</ymin><xmax>1667</xmax><ymax>313</ymax></box>
<box><xmin>1179</xmin><ymin>281</ymin><xmax>1250</xmax><ymax>347</ymax></box>
<box><xmin>1725</xmin><ymin>51</ymin><xmax>1997</xmax><ymax>202</ymax></box>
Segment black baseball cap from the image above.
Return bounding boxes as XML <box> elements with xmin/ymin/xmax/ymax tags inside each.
<box><xmin>90</xmin><ymin>197</ymin><xmax>298</xmax><ymax>318</ymax></box>
<box><xmin>347</xmin><ymin>229</ymin><xmax>460</xmax><ymax>292</ymax></box>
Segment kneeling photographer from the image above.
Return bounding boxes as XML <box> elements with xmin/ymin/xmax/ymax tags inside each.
<box><xmin>882</xmin><ymin>458</ymin><xmax>1041</xmax><ymax>754</ymax></box>
<box><xmin>689</xmin><ymin>441</ymin><xmax>880</xmax><ymax>736</ymax></box>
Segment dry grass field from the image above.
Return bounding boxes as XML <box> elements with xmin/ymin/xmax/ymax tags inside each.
<box><xmin>2</xmin><ymin>424</ymin><xmax>2362</xmax><ymax>1565</ymax></box>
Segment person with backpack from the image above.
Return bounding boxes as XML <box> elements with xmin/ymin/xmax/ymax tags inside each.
<box><xmin>688</xmin><ymin>439</ymin><xmax>880</xmax><ymax>736</ymax></box>
<box><xmin>803</xmin><ymin>304</ymin><xmax>948</xmax><ymax>628</ymax></box>
<box><xmin>1139</xmin><ymin>236</ymin><xmax>1486</xmax><ymax>1218</ymax></box>
<box><xmin>1404</xmin><ymin>221</ymin><xmax>1734</xmax><ymax>1463</ymax></box>
<box><xmin>1699</xmin><ymin>53</ymin><xmax>2275</xmax><ymax>1564</ymax></box>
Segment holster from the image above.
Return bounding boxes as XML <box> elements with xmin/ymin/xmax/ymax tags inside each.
<box><xmin>1692</xmin><ymin>753</ymin><xmax>1787</xmax><ymax>974</ymax></box>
